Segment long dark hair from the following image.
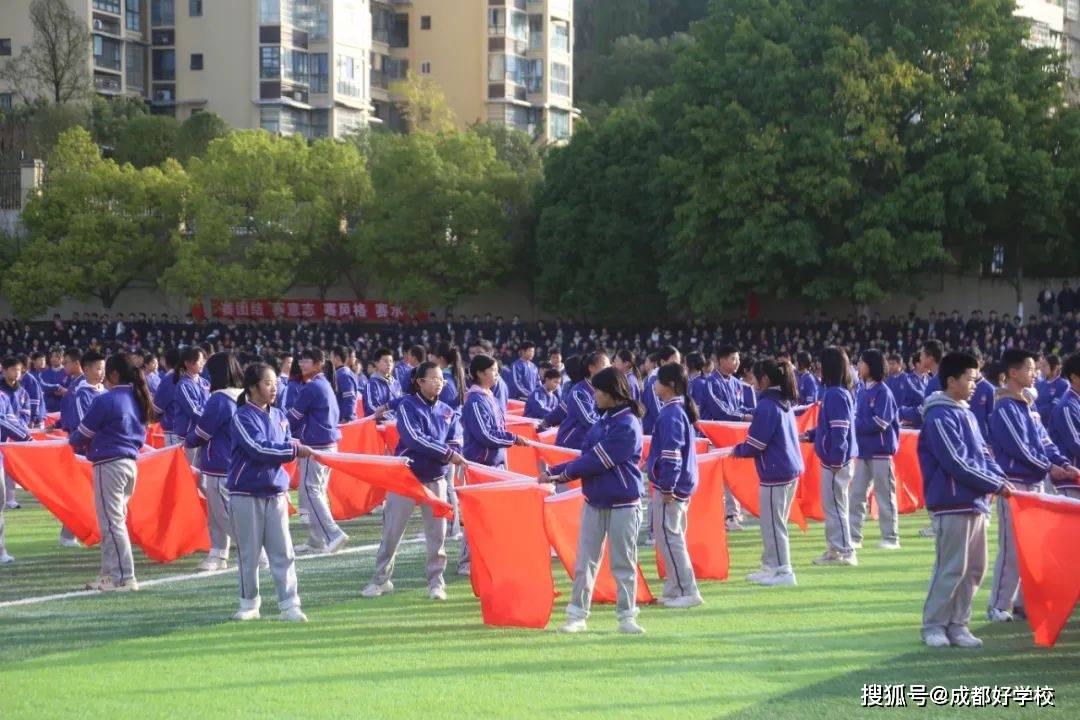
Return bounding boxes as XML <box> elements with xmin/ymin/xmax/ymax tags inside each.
<box><xmin>616</xmin><ymin>349</ymin><xmax>639</xmax><ymax>380</ymax></box>
<box><xmin>437</xmin><ymin>342</ymin><xmax>466</xmax><ymax>400</ymax></box>
<box><xmin>657</xmin><ymin>362</ymin><xmax>699</xmax><ymax>424</ymax></box>
<box><xmin>238</xmin><ymin>362</ymin><xmax>273</xmax><ymax>407</ymax></box>
<box><xmin>172</xmin><ymin>346</ymin><xmax>205</xmax><ymax>384</ymax></box>
<box><xmin>860</xmin><ymin>349</ymin><xmax>885</xmax><ymax>383</ymax></box>
<box><xmin>591</xmin><ymin>366</ymin><xmax>644</xmax><ymax>418</ymax></box>
<box><xmin>205</xmin><ymin>351</ymin><xmax>243</xmax><ymax>392</ymax></box>
<box><xmin>565</xmin><ymin>354</ymin><xmax>586</xmax><ymax>384</ymax></box>
<box><xmin>820</xmin><ymin>347</ymin><xmax>852</xmax><ymax>391</ymax></box>
<box><xmin>469</xmin><ymin>354</ymin><xmax>498</xmax><ymax>383</ymax></box>
<box><xmin>108</xmin><ymin>352</ymin><xmax>152</xmax><ymax>422</ymax></box>
<box><xmin>411</xmin><ymin>360</ymin><xmax>440</xmax><ymax>394</ymax></box>
<box><xmin>754</xmin><ymin>358</ymin><xmax>798</xmax><ymax>403</ymax></box>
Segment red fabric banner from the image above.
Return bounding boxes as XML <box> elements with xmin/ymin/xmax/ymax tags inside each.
<box><xmin>324</xmin><ymin>416</ymin><xmax>389</xmax><ymax>520</ymax></box>
<box><xmin>377</xmin><ymin>421</ymin><xmax>401</xmax><ymax>455</ymax></box>
<box><xmin>654</xmin><ymin>450</ymin><xmax>730</xmax><ymax>580</ymax></box>
<box><xmin>314</xmin><ymin>452</ymin><xmax>453</xmax><ymax>519</ymax></box>
<box><xmin>542</xmin><ymin>489</ymin><xmax>655</xmax><ymax>605</ymax></box>
<box><xmin>456</xmin><ymin>480</ymin><xmax>556</xmax><ymax>628</ymax></box>
<box><xmin>191</xmin><ymin>299</ymin><xmax>428</xmax><ymax>323</ymax></box>
<box><xmin>464</xmin><ymin>463</ymin><xmax>533</xmax><ymax>486</ymax></box>
<box><xmin>796</xmin><ymin>444</ymin><xmax>824</xmax><ymax>522</ymax></box>
<box><xmin>505</xmin><ymin>419</ymin><xmax>541</xmax><ymax>476</ymax></box>
<box><xmin>506</xmin><ymin>399</ymin><xmax>526</xmax><ymax>416</ymax></box>
<box><xmin>2</xmin><ymin>441</ymin><xmax>209</xmax><ymax>562</ymax></box>
<box><xmin>697</xmin><ymin>421</ymin><xmax>749</xmax><ymax>449</ymax></box>
<box><xmin>1007</xmin><ymin>492</ymin><xmax>1080</xmax><ymax>647</ymax></box>
<box><xmin>720</xmin><ymin>454</ymin><xmax>808</xmax><ymax>531</ymax></box>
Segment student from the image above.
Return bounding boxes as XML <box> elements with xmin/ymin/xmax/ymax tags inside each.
<box><xmin>18</xmin><ymin>354</ymin><xmax>44</xmax><ymax>429</ymax></box>
<box><xmin>331</xmin><ymin>345</ymin><xmax>359</xmax><ymax>423</ymax></box>
<box><xmin>0</xmin><ymin>356</ymin><xmax>31</xmax><ymax>509</ymax></box>
<box><xmin>171</xmin><ymin>347</ymin><xmax>210</xmax><ymax>466</ymax></box>
<box><xmin>72</xmin><ymin>351</ymin><xmax>107</xmax><ymax>426</ymax></box>
<box><xmin>58</xmin><ymin>351</ymin><xmax>86</xmax><ymax>433</ymax></box>
<box><xmin>544</xmin><ymin>367</ymin><xmax>647</xmax><ymax>634</ymax></box>
<box><xmin>986</xmin><ymin>348</ymin><xmax>1077</xmax><ymax>623</ymax></box>
<box><xmin>796</xmin><ymin>351</ymin><xmax>820</xmax><ymax>406</ymax></box>
<box><xmin>142</xmin><ymin>352</ymin><xmax>161</xmax><ymax>395</ymax></box>
<box><xmin>918</xmin><ymin>352</ymin><xmax>1015</xmax><ymax>648</ymax></box>
<box><xmin>186</xmin><ymin>352</ymin><xmax>244</xmax><ymax>572</ymax></box>
<box><xmin>685</xmin><ymin>352</ymin><xmax>710</xmax><ymax>414</ymax></box>
<box><xmin>1048</xmin><ymin>352</ymin><xmax>1080</xmax><ymax>498</ymax></box>
<box><xmin>647</xmin><ymin>363</ymin><xmax>703</xmax><ymax>608</ymax></box>
<box><xmin>435</xmin><ymin>343</ymin><xmax>467</xmax><ymax>409</ymax></box>
<box><xmin>0</xmin><ymin>379</ymin><xmax>32</xmax><ymax>562</ymax></box>
<box><xmin>804</xmin><ymin>348</ymin><xmax>858</xmax><ymax>566</ymax></box>
<box><xmin>539</xmin><ymin>351</ymin><xmax>610</xmax><ymax>450</ymax></box>
<box><xmin>40</xmin><ymin>348</ymin><xmax>67</xmax><ymax>414</ymax></box>
<box><xmin>227</xmin><ymin>362</ymin><xmax>311</xmax><ymax>622</ymax></box>
<box><xmin>849</xmin><ymin>349</ymin><xmax>901</xmax><ymax>550</ymax></box>
<box><xmin>289</xmin><ymin>348</ymin><xmax>348</xmax><ymax>555</ymax></box>
<box><xmin>525</xmin><ymin>368</ymin><xmax>562</xmax><ymax>419</ymax></box>
<box><xmin>614</xmin><ymin>349</ymin><xmax>642</xmax><ymax>402</ymax></box>
<box><xmin>1036</xmin><ymin>354</ymin><xmax>1069</xmax><ymax>419</ymax></box>
<box><xmin>900</xmin><ymin>340</ymin><xmax>943</xmax><ymax>427</ymax></box>
<box><xmin>277</xmin><ymin>356</ymin><xmax>305</xmax><ymax>413</ymax></box>
<box><xmin>970</xmin><ymin>352</ymin><xmax>996</xmax><ymax>443</ymax></box>
<box><xmin>508</xmin><ymin>341</ymin><xmax>539</xmax><ymax>400</ymax></box>
<box><xmin>393</xmin><ymin>345</ymin><xmax>426</xmax><ymax>392</ymax></box>
<box><xmin>365</xmin><ymin>347</ymin><xmax>402</xmax><ymax>421</ymax></box>
<box><xmin>737</xmin><ymin>359</ymin><xmax>758</xmax><ymax>411</ymax></box>
<box><xmin>705</xmin><ymin>345</ymin><xmax>754</xmax><ymax>531</ymax></box>
<box><xmin>152</xmin><ymin>348</ymin><xmax>181</xmax><ymax>446</ymax></box>
<box><xmin>733</xmin><ymin>359</ymin><xmax>804</xmax><ymax>587</ymax></box>
<box><xmin>363</xmin><ymin>362</ymin><xmax>463</xmax><ymax>601</ymax></box>
<box><xmin>884</xmin><ymin>353</ymin><xmax>907</xmax><ymax>406</ymax></box>
<box><xmin>68</xmin><ymin>353</ymin><xmax>153</xmax><ymax>592</ymax></box>
<box><xmin>642</xmin><ymin>346</ymin><xmax>681</xmax><ymax>434</ymax></box>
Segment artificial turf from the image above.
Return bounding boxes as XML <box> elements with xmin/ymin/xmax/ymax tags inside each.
<box><xmin>0</xmin><ymin>491</ymin><xmax>1076</xmax><ymax>719</ymax></box>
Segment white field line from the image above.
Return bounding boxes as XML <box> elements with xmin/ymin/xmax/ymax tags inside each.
<box><xmin>0</xmin><ymin>537</ymin><xmax>425</xmax><ymax>610</ymax></box>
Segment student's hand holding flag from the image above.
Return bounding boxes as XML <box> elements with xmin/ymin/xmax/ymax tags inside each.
<box><xmin>998</xmin><ymin>481</ymin><xmax>1016</xmax><ymax>498</ymax></box>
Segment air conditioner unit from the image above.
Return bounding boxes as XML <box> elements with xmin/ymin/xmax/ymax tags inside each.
<box><xmin>93</xmin><ymin>18</ymin><xmax>105</xmax><ymax>30</ymax></box>
<box><xmin>294</xmin><ymin>91</ymin><xmax>303</xmax><ymax>101</ymax></box>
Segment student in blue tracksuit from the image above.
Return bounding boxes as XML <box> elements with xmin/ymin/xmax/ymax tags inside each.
<box><xmin>277</xmin><ymin>358</ymin><xmax>304</xmax><ymax>413</ymax></box>
<box><xmin>970</xmin><ymin>353</ymin><xmax>996</xmax><ymax>443</ymax></box>
<box><xmin>705</xmin><ymin>345</ymin><xmax>755</xmax><ymax>530</ymax></box>
<box><xmin>69</xmin><ymin>353</ymin><xmax>153</xmax><ymax>592</ymax></box>
<box><xmin>686</xmin><ymin>352</ymin><xmax>710</xmax><ymax>416</ymax></box>
<box><xmin>545</xmin><ymin>367</ymin><xmax>647</xmax><ymax>635</ymax></box>
<box><xmin>363</xmin><ymin>362</ymin><xmax>463</xmax><ymax>601</ymax></box>
<box><xmin>884</xmin><ymin>353</ymin><xmax>908</xmax><ymax>408</ymax></box>
<box><xmin>393</xmin><ymin>345</ymin><xmax>426</xmax><ymax>393</ymax></box>
<box><xmin>141</xmin><ymin>352</ymin><xmax>161</xmax><ymax>395</ymax></box>
<box><xmin>463</xmin><ymin>355</ymin><xmax>529</xmax><ymax>469</ymax></box>
<box><xmin>642</xmin><ymin>346</ymin><xmax>680</xmax><ymax>434</ymax></box>
<box><xmin>796</xmin><ymin>351</ymin><xmax>820</xmax><ymax>406</ymax></box>
<box><xmin>614</xmin><ymin>349</ymin><xmax>642</xmax><ymax>403</ymax></box>
<box><xmin>737</xmin><ymin>360</ymin><xmax>758</xmax><ymax>411</ymax></box>
<box><xmin>0</xmin><ymin>356</ymin><xmax>32</xmax><ymax>509</ymax></box>
<box><xmin>900</xmin><ymin>341</ymin><xmax>943</xmax><ymax>427</ymax></box>
<box><xmin>803</xmin><ymin>348</ymin><xmax>858</xmax><ymax>567</ymax></box>
<box><xmin>918</xmin><ymin>352</ymin><xmax>1014</xmax><ymax>649</ymax></box>
<box><xmin>1036</xmin><ymin>354</ymin><xmax>1069</xmax><ymax>419</ymax></box>
<box><xmin>169</xmin><ymin>347</ymin><xmax>210</xmax><ymax>465</ymax></box>
<box><xmin>733</xmin><ymin>359</ymin><xmax>805</xmax><ymax>587</ymax></box>
<box><xmin>59</xmin><ymin>353</ymin><xmax>86</xmax><ymax>434</ymax></box>
<box><xmin>331</xmin><ymin>345</ymin><xmax>359</xmax><ymax>423</ymax></box>
<box><xmin>72</xmin><ymin>351</ymin><xmax>107</xmax><ymax>425</ymax></box>
<box><xmin>366</xmin><ymin>347</ymin><xmax>402</xmax><ymax>422</ymax></box>
<box><xmin>40</xmin><ymin>349</ymin><xmax>67</xmax><ymax>414</ymax></box>
<box><xmin>849</xmin><ymin>349</ymin><xmax>902</xmax><ymax>550</ymax></box>
<box><xmin>289</xmin><ymin>348</ymin><xmax>347</xmax><ymax>556</ymax></box>
<box><xmin>186</xmin><ymin>352</ymin><xmax>244</xmax><ymax>572</ymax></box>
<box><xmin>0</xmin><ymin>381</ymin><xmax>32</xmax><ymax>563</ymax></box>
<box><xmin>526</xmin><ymin>368</ymin><xmax>563</xmax><ymax>419</ymax></box>
<box><xmin>986</xmin><ymin>349</ymin><xmax>1078</xmax><ymax>623</ymax></box>
<box><xmin>227</xmin><ymin>361</ymin><xmax>312</xmax><ymax>622</ymax></box>
<box><xmin>152</xmin><ymin>348</ymin><xmax>180</xmax><ymax>445</ymax></box>
<box><xmin>540</xmin><ymin>352</ymin><xmax>610</xmax><ymax>450</ymax></box>
<box><xmin>1048</xmin><ymin>353</ymin><xmax>1080</xmax><ymax>499</ymax></box>
<box><xmin>647</xmin><ymin>362</ymin><xmax>703</xmax><ymax>609</ymax></box>
<box><xmin>508</xmin><ymin>341</ymin><xmax>539</xmax><ymax>400</ymax></box>
<box><xmin>18</xmin><ymin>355</ymin><xmax>44</xmax><ymax>429</ymax></box>
<box><xmin>435</xmin><ymin>343</ymin><xmax>467</xmax><ymax>409</ymax></box>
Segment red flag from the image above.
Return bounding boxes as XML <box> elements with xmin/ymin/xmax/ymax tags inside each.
<box><xmin>697</xmin><ymin>421</ymin><xmax>749</xmax><ymax>449</ymax></box>
<box><xmin>145</xmin><ymin>422</ymin><xmax>165</xmax><ymax>449</ymax></box>
<box><xmin>127</xmin><ymin>446</ymin><xmax>211</xmax><ymax>562</ymax></box>
<box><xmin>2</xmin><ymin>440</ymin><xmax>99</xmax><ymax>544</ymax></box>
<box><xmin>795</xmin><ymin>444</ymin><xmax>824</xmax><ymax>522</ymax></box>
<box><xmin>895</xmin><ymin>430</ymin><xmax>924</xmax><ymax>511</ymax></box>
<box><xmin>377</xmin><ymin>421</ymin><xmax>400</xmax><ymax>455</ymax></box>
<box><xmin>456</xmin><ymin>480</ymin><xmax>556</xmax><ymax>628</ymax></box>
<box><xmin>537</xmin><ymin>428</ymin><xmax>558</xmax><ymax>445</ymax></box>
<box><xmin>324</xmin><ymin>417</ymin><xmax>389</xmax><ymax>520</ymax></box>
<box><xmin>542</xmin><ymin>489</ymin><xmax>655</xmax><ymax>604</ymax></box>
<box><xmin>1007</xmin><ymin>492</ymin><xmax>1080</xmax><ymax>647</ymax></box>
<box><xmin>796</xmin><ymin>403</ymin><xmax>820</xmax><ymax>434</ymax></box>
<box><xmin>505</xmin><ymin>419</ymin><xmax>541</xmax><ymax>476</ymax></box>
<box><xmin>464</xmin><ymin>463</ymin><xmax>533</xmax><ymax>486</ymax></box>
<box><xmin>720</xmin><ymin>454</ymin><xmax>807</xmax><ymax>531</ymax></box>
<box><xmin>314</xmin><ymin>452</ymin><xmax>453</xmax><ymax>518</ymax></box>
<box><xmin>506</xmin><ymin>399</ymin><xmax>527</xmax><ymax>416</ymax></box>
<box><xmin>654</xmin><ymin>450</ymin><xmax>730</xmax><ymax>580</ymax></box>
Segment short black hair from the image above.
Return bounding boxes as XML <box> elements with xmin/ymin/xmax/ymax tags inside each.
<box><xmin>714</xmin><ymin>344</ymin><xmax>738</xmax><ymax>359</ymax></box>
<box><xmin>1002</xmin><ymin>348</ymin><xmax>1037</xmax><ymax>373</ymax></box>
<box><xmin>860</xmin><ymin>349</ymin><xmax>885</xmax><ymax>383</ymax></box>
<box><xmin>1062</xmin><ymin>352</ymin><xmax>1080</xmax><ymax>383</ymax></box>
<box><xmin>542</xmin><ymin>368</ymin><xmax>563</xmax><ymax>382</ymax></box>
<box><xmin>80</xmin><ymin>350</ymin><xmax>106</xmax><ymax>365</ymax></box>
<box><xmin>938</xmin><ymin>352</ymin><xmax>979</xmax><ymax>389</ymax></box>
<box><xmin>922</xmin><ymin>340</ymin><xmax>944</xmax><ymax>364</ymax></box>
<box><xmin>1</xmin><ymin>356</ymin><xmax>22</xmax><ymax>370</ymax></box>
<box><xmin>374</xmin><ymin>347</ymin><xmax>394</xmax><ymax>361</ymax></box>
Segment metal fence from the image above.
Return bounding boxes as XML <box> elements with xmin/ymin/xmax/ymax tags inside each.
<box><xmin>0</xmin><ymin>167</ymin><xmax>19</xmax><ymax>210</ymax></box>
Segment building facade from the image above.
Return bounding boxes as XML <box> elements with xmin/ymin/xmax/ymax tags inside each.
<box><xmin>1015</xmin><ymin>0</ymin><xmax>1080</xmax><ymax>78</ymax></box>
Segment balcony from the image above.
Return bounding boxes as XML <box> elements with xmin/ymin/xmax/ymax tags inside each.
<box><xmin>94</xmin><ymin>73</ymin><xmax>123</xmax><ymax>93</ymax></box>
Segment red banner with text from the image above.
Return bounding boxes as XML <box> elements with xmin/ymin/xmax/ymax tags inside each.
<box><xmin>191</xmin><ymin>299</ymin><xmax>428</xmax><ymax>323</ymax></box>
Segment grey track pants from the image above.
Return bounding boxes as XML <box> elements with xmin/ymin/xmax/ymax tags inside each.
<box><xmin>93</xmin><ymin>458</ymin><xmax>138</xmax><ymax>583</ymax></box>
<box><xmin>759</xmin><ymin>481</ymin><xmax>797</xmax><ymax>574</ymax></box>
<box><xmin>922</xmin><ymin>512</ymin><xmax>987</xmax><ymax>636</ymax></box>
<box><xmin>567</xmin><ymin>503</ymin><xmax>641</xmax><ymax>621</ymax></box>
<box><xmin>849</xmin><ymin>458</ymin><xmax>899</xmax><ymax>544</ymax></box>
<box><xmin>228</xmin><ymin>493</ymin><xmax>300</xmax><ymax>610</ymax></box>
<box><xmin>372</xmin><ymin>479</ymin><xmax>449</xmax><ymax>590</ymax></box>
<box><xmin>651</xmin><ymin>492</ymin><xmax>698</xmax><ymax>599</ymax></box>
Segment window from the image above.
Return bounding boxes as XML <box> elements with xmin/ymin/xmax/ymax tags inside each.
<box><xmin>94</xmin><ymin>35</ymin><xmax>122</xmax><ymax>70</ymax></box>
<box><xmin>260</xmin><ymin>46</ymin><xmax>280</xmax><ymax>78</ymax></box>
<box><xmin>152</xmin><ymin>48</ymin><xmax>175</xmax><ymax>79</ymax></box>
<box><xmin>420</xmin><ymin>16</ymin><xmax>431</xmax><ymax>30</ymax></box>
<box><xmin>190</xmin><ymin>52</ymin><xmax>203</xmax><ymax>70</ymax></box>
<box><xmin>373</xmin><ymin>6</ymin><xmax>392</xmax><ymax>43</ymax></box>
<box><xmin>488</xmin><ymin>54</ymin><xmax>505</xmax><ymax>82</ymax></box>
<box><xmin>550</xmin><ymin>108</ymin><xmax>570</xmax><ymax>140</ymax></box>
<box><xmin>311</xmin><ymin>109</ymin><xmax>329</xmax><ymax>138</ymax></box>
<box><xmin>259</xmin><ymin>0</ymin><xmax>279</xmax><ymax>24</ymax></box>
<box><xmin>310</xmin><ymin>52</ymin><xmax>328</xmax><ymax>93</ymax></box>
<box><xmin>526</xmin><ymin>58</ymin><xmax>543</xmax><ymax>92</ymax></box>
<box><xmin>509</xmin><ymin>11</ymin><xmax>527</xmax><ymax>41</ymax></box>
<box><xmin>0</xmin><ymin>93</ymin><xmax>12</xmax><ymax>113</ymax></box>
<box><xmin>94</xmin><ymin>0</ymin><xmax>122</xmax><ymax>14</ymax></box>
<box><xmin>125</xmin><ymin>0</ymin><xmax>141</xmax><ymax>31</ymax></box>
<box><xmin>189</xmin><ymin>0</ymin><xmax>202</xmax><ymax>16</ymax></box>
<box><xmin>151</xmin><ymin>0</ymin><xmax>174</xmax><ymax>26</ymax></box>
<box><xmin>336</xmin><ymin>53</ymin><xmax>365</xmax><ymax>96</ymax></box>
<box><xmin>283</xmin><ymin>49</ymin><xmax>308</xmax><ymax>85</ymax></box>
<box><xmin>528</xmin><ymin>16</ymin><xmax>543</xmax><ymax>49</ymax></box>
<box><xmin>551</xmin><ymin>20</ymin><xmax>569</xmax><ymax>52</ymax></box>
<box><xmin>125</xmin><ymin>43</ymin><xmax>144</xmax><ymax>88</ymax></box>
<box><xmin>0</xmin><ymin>39</ymin><xmax>10</xmax><ymax>56</ymax></box>
<box><xmin>420</xmin><ymin>61</ymin><xmax>431</xmax><ymax>75</ymax></box>
<box><xmin>551</xmin><ymin>62</ymin><xmax>570</xmax><ymax>96</ymax></box>
<box><xmin>488</xmin><ymin>8</ymin><xmax>505</xmax><ymax>35</ymax></box>
<box><xmin>260</xmin><ymin>106</ymin><xmax>280</xmax><ymax>134</ymax></box>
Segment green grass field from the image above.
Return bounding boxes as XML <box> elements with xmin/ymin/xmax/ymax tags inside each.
<box><xmin>1</xmin><ymin>490</ymin><xmax>1076</xmax><ymax>719</ymax></box>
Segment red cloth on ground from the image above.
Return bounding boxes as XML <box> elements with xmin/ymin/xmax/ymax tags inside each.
<box><xmin>457</xmin><ymin>480</ymin><xmax>556</xmax><ymax>628</ymax></box>
<box><xmin>720</xmin><ymin>454</ymin><xmax>808</xmax><ymax>531</ymax></box>
<box><xmin>1007</xmin><ymin>492</ymin><xmax>1080</xmax><ymax>647</ymax></box>
<box><xmin>542</xmin><ymin>488</ymin><xmax>655</xmax><ymax>604</ymax></box>
<box><xmin>314</xmin><ymin>452</ymin><xmax>453</xmax><ymax>518</ymax></box>
<box><xmin>654</xmin><ymin>450</ymin><xmax>730</xmax><ymax>580</ymax></box>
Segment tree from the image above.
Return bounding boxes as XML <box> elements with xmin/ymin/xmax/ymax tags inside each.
<box><xmin>4</xmin><ymin>128</ymin><xmax>186</xmax><ymax>317</ymax></box>
<box><xmin>389</xmin><ymin>71</ymin><xmax>457</xmax><ymax>133</ymax></box>
<box><xmin>113</xmin><ymin>114</ymin><xmax>180</xmax><ymax>168</ymax></box>
<box><xmin>173</xmin><ymin>111</ymin><xmax>231</xmax><ymax>164</ymax></box>
<box><xmin>0</xmin><ymin>0</ymin><xmax>90</xmax><ymax>105</ymax></box>
<box><xmin>352</xmin><ymin>130</ymin><xmax>519</xmax><ymax>310</ymax></box>
<box><xmin>534</xmin><ymin>100</ymin><xmax>670</xmax><ymax>322</ymax></box>
<box><xmin>89</xmin><ymin>96</ymin><xmax>148</xmax><ymax>155</ymax></box>
<box><xmin>577</xmin><ymin>33</ymin><xmax>692</xmax><ymax>122</ymax></box>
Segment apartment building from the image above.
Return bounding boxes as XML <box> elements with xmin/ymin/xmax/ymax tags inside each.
<box><xmin>1016</xmin><ymin>0</ymin><xmax>1080</xmax><ymax>77</ymax></box>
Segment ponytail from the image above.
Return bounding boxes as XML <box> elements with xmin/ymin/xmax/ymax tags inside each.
<box><xmin>238</xmin><ymin>362</ymin><xmax>271</xmax><ymax>407</ymax></box>
<box><xmin>172</xmin><ymin>345</ymin><xmax>205</xmax><ymax>385</ymax></box>
<box><xmin>437</xmin><ymin>342</ymin><xmax>466</xmax><ymax>400</ymax></box>
<box><xmin>107</xmin><ymin>352</ymin><xmax>152</xmax><ymax>423</ymax></box>
<box><xmin>657</xmin><ymin>362</ymin><xmax>699</xmax><ymax>424</ymax></box>
<box><xmin>754</xmin><ymin>358</ymin><xmax>798</xmax><ymax>403</ymax></box>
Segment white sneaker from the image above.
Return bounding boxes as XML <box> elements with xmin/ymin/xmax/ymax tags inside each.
<box><xmin>5</xmin><ymin>500</ymin><xmax>20</xmax><ymax>509</ymax></box>
<box><xmin>662</xmin><ymin>594</ymin><xmax>704</xmax><ymax>609</ymax></box>
<box><xmin>618</xmin><ymin>617</ymin><xmax>646</xmax><ymax>634</ymax></box>
<box><xmin>877</xmin><ymin>540</ymin><xmax>902</xmax><ymax>550</ymax></box>
<box><xmin>294</xmin><ymin>542</ymin><xmax>324</xmax><ymax>555</ymax></box>
<box><xmin>0</xmin><ymin>551</ymin><xmax>13</xmax><ymax>564</ymax></box>
<box><xmin>923</xmin><ymin>629</ymin><xmax>951</xmax><ymax>648</ymax></box>
<box><xmin>947</xmin><ymin>626</ymin><xmax>983</xmax><ymax>648</ymax></box>
<box><xmin>457</xmin><ymin>563</ymin><xmax>471</xmax><ymax>576</ymax></box>
<box><xmin>849</xmin><ymin>540</ymin><xmax>863</xmax><ymax>549</ymax></box>
<box><xmin>757</xmin><ymin>571</ymin><xmax>797</xmax><ymax>587</ymax></box>
<box><xmin>279</xmin><ymin>607</ymin><xmax>308</xmax><ymax>622</ymax></box>
<box><xmin>324</xmin><ymin>532</ymin><xmax>349</xmax><ymax>554</ymax></box>
<box><xmin>746</xmin><ymin>568</ymin><xmax>776</xmax><ymax>583</ymax></box>
<box><xmin>558</xmin><ymin>618</ymin><xmax>587</xmax><ymax>633</ymax></box>
<box><xmin>428</xmin><ymin>586</ymin><xmax>448</xmax><ymax>601</ymax></box>
<box><xmin>59</xmin><ymin>536</ymin><xmax>82</xmax><ymax>548</ymax></box>
<box><xmin>918</xmin><ymin>526</ymin><xmax>936</xmax><ymax>538</ymax></box>
<box><xmin>725</xmin><ymin>518</ymin><xmax>744</xmax><ymax>532</ymax></box>
<box><xmin>196</xmin><ymin>556</ymin><xmax>228</xmax><ymax>572</ymax></box>
<box><xmin>987</xmin><ymin>607</ymin><xmax>1014</xmax><ymax>623</ymax></box>
<box><xmin>812</xmin><ymin>550</ymin><xmax>843</xmax><ymax>565</ymax></box>
<box><xmin>361</xmin><ymin>580</ymin><xmax>393</xmax><ymax>598</ymax></box>
<box><xmin>86</xmin><ymin>576</ymin><xmax>140</xmax><ymax>592</ymax></box>
<box><xmin>297</xmin><ymin>513</ymin><xmax>311</xmax><ymax>527</ymax></box>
